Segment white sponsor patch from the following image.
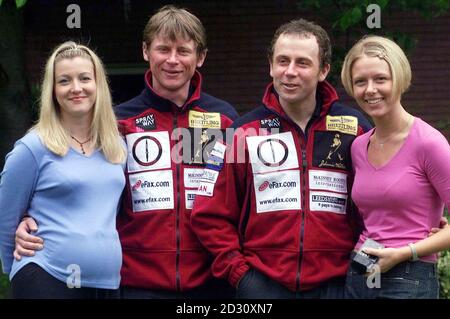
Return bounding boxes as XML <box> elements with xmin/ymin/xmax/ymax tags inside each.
<box><xmin>126</xmin><ymin>131</ymin><xmax>171</xmax><ymax>173</ymax></box>
<box><xmin>197</xmin><ymin>181</ymin><xmax>215</xmax><ymax>197</ymax></box>
<box><xmin>254</xmin><ymin>170</ymin><xmax>301</xmax><ymax>213</ymax></box>
<box><xmin>247</xmin><ymin>132</ymin><xmax>299</xmax><ymax>174</ymax></box>
<box><xmin>129</xmin><ymin>170</ymin><xmax>174</xmax><ymax>212</ymax></box>
<box><xmin>309</xmin><ymin>170</ymin><xmax>348</xmax><ymax>193</ymax></box>
<box><xmin>201</xmin><ymin>169</ymin><xmax>219</xmax><ymax>184</ymax></box>
<box><xmin>310</xmin><ymin>191</ymin><xmax>347</xmax><ymax>214</ymax></box>
<box><xmin>210</xmin><ymin>141</ymin><xmax>226</xmax><ymax>159</ymax></box>
<box><xmin>185</xmin><ymin>190</ymin><xmax>197</xmax><ymax>209</ymax></box>
<box><xmin>184</xmin><ymin>168</ymin><xmax>205</xmax><ymax>188</ymax></box>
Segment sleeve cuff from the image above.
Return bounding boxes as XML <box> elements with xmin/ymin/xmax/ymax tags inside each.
<box><xmin>229</xmin><ymin>263</ymin><xmax>250</xmax><ymax>288</ymax></box>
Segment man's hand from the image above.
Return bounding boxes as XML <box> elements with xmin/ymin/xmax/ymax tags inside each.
<box><xmin>14</xmin><ymin>217</ymin><xmax>44</xmax><ymax>261</ymax></box>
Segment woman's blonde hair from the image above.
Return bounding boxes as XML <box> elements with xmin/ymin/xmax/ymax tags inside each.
<box><xmin>341</xmin><ymin>35</ymin><xmax>411</xmax><ymax>100</ymax></box>
<box><xmin>34</xmin><ymin>41</ymin><xmax>125</xmax><ymax>164</ymax></box>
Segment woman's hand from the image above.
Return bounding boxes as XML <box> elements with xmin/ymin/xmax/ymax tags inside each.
<box><xmin>429</xmin><ymin>216</ymin><xmax>449</xmax><ymax>236</ymax></box>
<box><xmin>362</xmin><ymin>246</ymin><xmax>410</xmax><ymax>273</ymax></box>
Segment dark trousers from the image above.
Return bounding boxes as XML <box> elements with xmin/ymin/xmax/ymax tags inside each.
<box><xmin>11</xmin><ymin>263</ymin><xmax>120</xmax><ymax>299</ymax></box>
<box><xmin>120</xmin><ymin>277</ymin><xmax>234</xmax><ymax>299</ymax></box>
<box><xmin>345</xmin><ymin>256</ymin><xmax>439</xmax><ymax>299</ymax></box>
<box><xmin>236</xmin><ymin>268</ymin><xmax>345</xmax><ymax>299</ymax></box>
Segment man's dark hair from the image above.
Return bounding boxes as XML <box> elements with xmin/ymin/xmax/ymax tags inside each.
<box><xmin>268</xmin><ymin>18</ymin><xmax>331</xmax><ymax>68</ymax></box>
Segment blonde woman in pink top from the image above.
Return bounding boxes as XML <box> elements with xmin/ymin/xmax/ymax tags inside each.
<box><xmin>340</xmin><ymin>35</ymin><xmax>450</xmax><ymax>299</ymax></box>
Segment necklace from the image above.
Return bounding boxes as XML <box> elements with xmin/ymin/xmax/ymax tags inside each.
<box><xmin>71</xmin><ymin>135</ymin><xmax>91</xmax><ymax>155</ymax></box>
<box><xmin>373</xmin><ymin>115</ymin><xmax>412</xmax><ymax>148</ymax></box>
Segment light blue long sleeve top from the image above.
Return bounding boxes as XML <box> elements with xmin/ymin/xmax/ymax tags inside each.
<box><xmin>0</xmin><ymin>131</ymin><xmax>125</xmax><ymax>289</ymax></box>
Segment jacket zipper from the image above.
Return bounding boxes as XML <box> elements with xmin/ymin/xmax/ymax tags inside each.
<box><xmin>173</xmin><ymin>112</ymin><xmax>181</xmax><ymax>292</ymax></box>
<box><xmin>259</xmin><ymin>106</ymin><xmax>316</xmax><ymax>291</ymax></box>
<box><xmin>270</xmin><ymin>112</ymin><xmax>308</xmax><ymax>291</ymax></box>
<box><xmin>296</xmin><ymin>146</ymin><xmax>307</xmax><ymax>291</ymax></box>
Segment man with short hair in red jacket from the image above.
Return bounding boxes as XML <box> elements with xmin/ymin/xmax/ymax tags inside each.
<box><xmin>191</xmin><ymin>18</ymin><xmax>372</xmax><ymax>299</ymax></box>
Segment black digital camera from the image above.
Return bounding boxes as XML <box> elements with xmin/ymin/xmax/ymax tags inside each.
<box><xmin>351</xmin><ymin>239</ymin><xmax>384</xmax><ymax>273</ymax></box>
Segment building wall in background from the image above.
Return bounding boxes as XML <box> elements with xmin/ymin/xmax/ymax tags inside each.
<box><xmin>23</xmin><ymin>0</ymin><xmax>449</xmax><ymax>138</ymax></box>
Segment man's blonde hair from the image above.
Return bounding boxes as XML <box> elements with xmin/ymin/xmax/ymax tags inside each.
<box><xmin>143</xmin><ymin>5</ymin><xmax>207</xmax><ymax>55</ymax></box>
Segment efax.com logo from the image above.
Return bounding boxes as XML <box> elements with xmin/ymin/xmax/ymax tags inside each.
<box><xmin>132</xmin><ymin>179</ymin><xmax>170</xmax><ymax>191</ymax></box>
<box><xmin>258</xmin><ymin>180</ymin><xmax>297</xmax><ymax>191</ymax></box>
<box><xmin>132</xmin><ymin>180</ymin><xmax>142</xmax><ymax>191</ymax></box>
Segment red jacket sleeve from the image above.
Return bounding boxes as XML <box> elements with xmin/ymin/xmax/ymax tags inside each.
<box><xmin>191</xmin><ymin>130</ymin><xmax>251</xmax><ymax>287</ymax></box>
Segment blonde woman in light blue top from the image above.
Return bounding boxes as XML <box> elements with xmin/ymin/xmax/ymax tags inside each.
<box><xmin>0</xmin><ymin>41</ymin><xmax>126</xmax><ymax>298</ymax></box>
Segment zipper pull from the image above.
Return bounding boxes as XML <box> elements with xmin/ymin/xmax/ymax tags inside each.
<box><xmin>302</xmin><ymin>149</ymin><xmax>307</xmax><ymax>169</ymax></box>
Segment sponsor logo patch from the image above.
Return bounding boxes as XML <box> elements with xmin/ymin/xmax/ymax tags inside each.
<box><xmin>183</xmin><ymin>128</ymin><xmax>223</xmax><ymax>166</ymax></box>
<box><xmin>310</xmin><ymin>191</ymin><xmax>347</xmax><ymax>214</ymax></box>
<box><xmin>131</xmin><ymin>179</ymin><xmax>170</xmax><ymax>191</ymax></box>
<box><xmin>247</xmin><ymin>132</ymin><xmax>299</xmax><ymax>174</ymax></box>
<box><xmin>184</xmin><ymin>168</ymin><xmax>205</xmax><ymax>188</ymax></box>
<box><xmin>201</xmin><ymin>169</ymin><xmax>219</xmax><ymax>184</ymax></box>
<box><xmin>205</xmin><ymin>155</ymin><xmax>224</xmax><ymax>171</ymax></box>
<box><xmin>312</xmin><ymin>131</ymin><xmax>354</xmax><ymax>171</ymax></box>
<box><xmin>188</xmin><ymin>110</ymin><xmax>221</xmax><ymax>129</ymax></box>
<box><xmin>260</xmin><ymin>117</ymin><xmax>281</xmax><ymax>129</ymax></box>
<box><xmin>197</xmin><ymin>181</ymin><xmax>215</xmax><ymax>197</ymax></box>
<box><xmin>326</xmin><ymin>115</ymin><xmax>358</xmax><ymax>136</ymax></box>
<box><xmin>309</xmin><ymin>170</ymin><xmax>348</xmax><ymax>193</ymax></box>
<box><xmin>135</xmin><ymin>114</ymin><xmax>156</xmax><ymax>131</ymax></box>
<box><xmin>126</xmin><ymin>131</ymin><xmax>171</xmax><ymax>172</ymax></box>
<box><xmin>210</xmin><ymin>141</ymin><xmax>226</xmax><ymax>159</ymax></box>
<box><xmin>253</xmin><ymin>170</ymin><xmax>301</xmax><ymax>213</ymax></box>
<box><xmin>129</xmin><ymin>170</ymin><xmax>174</xmax><ymax>212</ymax></box>
<box><xmin>185</xmin><ymin>190</ymin><xmax>197</xmax><ymax>209</ymax></box>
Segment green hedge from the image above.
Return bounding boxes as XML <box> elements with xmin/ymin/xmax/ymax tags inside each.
<box><xmin>0</xmin><ymin>270</ymin><xmax>8</xmax><ymax>299</ymax></box>
<box><xmin>439</xmin><ymin>247</ymin><xmax>450</xmax><ymax>299</ymax></box>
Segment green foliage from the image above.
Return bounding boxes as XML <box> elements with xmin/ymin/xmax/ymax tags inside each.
<box><xmin>439</xmin><ymin>248</ymin><xmax>450</xmax><ymax>298</ymax></box>
<box><xmin>0</xmin><ymin>0</ymin><xmax>28</xmax><ymax>8</ymax></box>
<box><xmin>297</xmin><ymin>0</ymin><xmax>450</xmax><ymax>84</ymax></box>
<box><xmin>436</xmin><ymin>120</ymin><xmax>450</xmax><ymax>131</ymax></box>
<box><xmin>439</xmin><ymin>210</ymin><xmax>450</xmax><ymax>299</ymax></box>
<box><xmin>336</xmin><ymin>6</ymin><xmax>363</xmax><ymax>31</ymax></box>
<box><xmin>0</xmin><ymin>262</ymin><xmax>9</xmax><ymax>299</ymax></box>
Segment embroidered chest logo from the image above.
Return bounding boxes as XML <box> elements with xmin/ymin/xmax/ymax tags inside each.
<box><xmin>135</xmin><ymin>114</ymin><xmax>156</xmax><ymax>131</ymax></box>
<box><xmin>188</xmin><ymin>110</ymin><xmax>221</xmax><ymax>129</ymax></box>
<box><xmin>183</xmin><ymin>128</ymin><xmax>224</xmax><ymax>166</ymax></box>
<box><xmin>313</xmin><ymin>131</ymin><xmax>355</xmax><ymax>171</ymax></box>
<box><xmin>191</xmin><ymin>129</ymin><xmax>211</xmax><ymax>164</ymax></box>
<box><xmin>321</xmin><ymin>133</ymin><xmax>344</xmax><ymax>167</ymax></box>
<box><xmin>257</xmin><ymin>138</ymin><xmax>289</xmax><ymax>167</ymax></box>
<box><xmin>325</xmin><ymin>115</ymin><xmax>358</xmax><ymax>136</ymax></box>
<box><xmin>260</xmin><ymin>117</ymin><xmax>281</xmax><ymax>129</ymax></box>
<box><xmin>132</xmin><ymin>135</ymin><xmax>162</xmax><ymax>166</ymax></box>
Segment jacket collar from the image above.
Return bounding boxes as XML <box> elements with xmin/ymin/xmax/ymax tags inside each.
<box><xmin>142</xmin><ymin>69</ymin><xmax>203</xmax><ymax>112</ymax></box>
<box><xmin>262</xmin><ymin>80</ymin><xmax>339</xmax><ymax>120</ymax></box>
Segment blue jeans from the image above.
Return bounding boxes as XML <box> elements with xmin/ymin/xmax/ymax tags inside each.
<box><xmin>345</xmin><ymin>256</ymin><xmax>439</xmax><ymax>299</ymax></box>
<box><xmin>236</xmin><ymin>268</ymin><xmax>345</xmax><ymax>299</ymax></box>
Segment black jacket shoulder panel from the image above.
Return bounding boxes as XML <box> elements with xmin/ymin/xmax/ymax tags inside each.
<box><xmin>231</xmin><ymin>105</ymin><xmax>272</xmax><ymax>129</ymax></box>
<box><xmin>329</xmin><ymin>102</ymin><xmax>373</xmax><ymax>133</ymax></box>
<box><xmin>197</xmin><ymin>93</ymin><xmax>239</xmax><ymax>121</ymax></box>
<box><xmin>114</xmin><ymin>90</ymin><xmax>151</xmax><ymax>120</ymax></box>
